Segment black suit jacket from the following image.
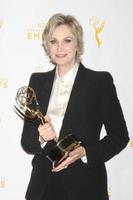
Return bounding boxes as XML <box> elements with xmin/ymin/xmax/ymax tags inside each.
<box><xmin>21</xmin><ymin>63</ymin><xmax>129</xmax><ymax>200</ymax></box>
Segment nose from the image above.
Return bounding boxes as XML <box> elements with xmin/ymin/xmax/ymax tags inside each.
<box><xmin>57</xmin><ymin>41</ymin><xmax>64</xmax><ymax>51</ymax></box>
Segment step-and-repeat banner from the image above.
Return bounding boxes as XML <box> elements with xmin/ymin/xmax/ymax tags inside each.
<box><xmin>0</xmin><ymin>0</ymin><xmax>133</xmax><ymax>199</ymax></box>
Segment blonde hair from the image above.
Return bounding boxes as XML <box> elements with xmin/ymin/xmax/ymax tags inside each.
<box><xmin>42</xmin><ymin>13</ymin><xmax>84</xmax><ymax>63</ymax></box>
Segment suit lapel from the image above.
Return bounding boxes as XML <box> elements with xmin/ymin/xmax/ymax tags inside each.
<box><xmin>59</xmin><ymin>63</ymin><xmax>88</xmax><ymax>138</ymax></box>
<box><xmin>39</xmin><ymin>68</ymin><xmax>56</xmax><ymax>115</ymax></box>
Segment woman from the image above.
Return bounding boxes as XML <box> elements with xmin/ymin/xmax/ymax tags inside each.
<box><xmin>21</xmin><ymin>13</ymin><xmax>129</xmax><ymax>200</ymax></box>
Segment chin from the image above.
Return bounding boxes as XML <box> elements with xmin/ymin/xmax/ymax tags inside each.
<box><xmin>54</xmin><ymin>60</ymin><xmax>67</xmax><ymax>66</ymax></box>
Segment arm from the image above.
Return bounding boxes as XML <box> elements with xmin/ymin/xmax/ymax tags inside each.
<box><xmin>21</xmin><ymin>74</ymin><xmax>42</xmax><ymax>154</ymax></box>
<box><xmin>85</xmin><ymin>72</ymin><xmax>129</xmax><ymax>167</ymax></box>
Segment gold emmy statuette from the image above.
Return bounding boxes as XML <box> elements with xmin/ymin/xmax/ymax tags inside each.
<box><xmin>14</xmin><ymin>86</ymin><xmax>81</xmax><ymax>167</ymax></box>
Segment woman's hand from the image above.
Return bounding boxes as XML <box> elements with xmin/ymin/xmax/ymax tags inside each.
<box><xmin>52</xmin><ymin>146</ymin><xmax>86</xmax><ymax>172</ymax></box>
<box><xmin>38</xmin><ymin>115</ymin><xmax>56</xmax><ymax>142</ymax></box>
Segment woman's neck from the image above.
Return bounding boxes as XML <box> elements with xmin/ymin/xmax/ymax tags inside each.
<box><xmin>57</xmin><ymin>63</ymin><xmax>76</xmax><ymax>78</ymax></box>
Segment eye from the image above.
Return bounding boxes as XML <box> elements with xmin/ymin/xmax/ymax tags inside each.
<box><xmin>64</xmin><ymin>38</ymin><xmax>72</xmax><ymax>43</ymax></box>
<box><xmin>49</xmin><ymin>39</ymin><xmax>57</xmax><ymax>45</ymax></box>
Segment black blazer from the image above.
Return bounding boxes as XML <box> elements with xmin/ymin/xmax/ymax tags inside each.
<box><xmin>21</xmin><ymin>63</ymin><xmax>129</xmax><ymax>200</ymax></box>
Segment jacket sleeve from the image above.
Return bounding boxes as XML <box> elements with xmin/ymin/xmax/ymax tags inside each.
<box><xmin>21</xmin><ymin>74</ymin><xmax>43</xmax><ymax>155</ymax></box>
<box><xmin>85</xmin><ymin>72</ymin><xmax>129</xmax><ymax>167</ymax></box>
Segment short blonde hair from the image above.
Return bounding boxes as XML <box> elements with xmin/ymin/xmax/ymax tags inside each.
<box><xmin>42</xmin><ymin>13</ymin><xmax>84</xmax><ymax>63</ymax></box>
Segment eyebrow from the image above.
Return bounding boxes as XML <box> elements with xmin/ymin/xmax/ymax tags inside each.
<box><xmin>50</xmin><ymin>35</ymin><xmax>74</xmax><ymax>39</ymax></box>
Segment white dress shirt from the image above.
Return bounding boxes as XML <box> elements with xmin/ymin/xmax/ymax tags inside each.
<box><xmin>47</xmin><ymin>64</ymin><xmax>79</xmax><ymax>137</ymax></box>
<box><xmin>40</xmin><ymin>64</ymin><xmax>87</xmax><ymax>163</ymax></box>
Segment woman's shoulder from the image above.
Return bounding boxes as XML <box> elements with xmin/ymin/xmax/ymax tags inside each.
<box><xmin>30</xmin><ymin>68</ymin><xmax>56</xmax><ymax>79</ymax></box>
<box><xmin>28</xmin><ymin>68</ymin><xmax>56</xmax><ymax>87</ymax></box>
<box><xmin>81</xmin><ymin>63</ymin><xmax>113</xmax><ymax>82</ymax></box>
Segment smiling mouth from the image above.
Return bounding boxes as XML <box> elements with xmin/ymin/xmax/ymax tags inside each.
<box><xmin>56</xmin><ymin>54</ymin><xmax>67</xmax><ymax>58</ymax></box>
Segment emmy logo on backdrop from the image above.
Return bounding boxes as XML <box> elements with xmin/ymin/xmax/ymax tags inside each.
<box><xmin>130</xmin><ymin>137</ymin><xmax>133</xmax><ymax>148</ymax></box>
<box><xmin>0</xmin><ymin>18</ymin><xmax>3</xmax><ymax>29</ymax></box>
<box><xmin>14</xmin><ymin>86</ymin><xmax>81</xmax><ymax>168</ymax></box>
<box><xmin>89</xmin><ymin>16</ymin><xmax>105</xmax><ymax>48</ymax></box>
<box><xmin>0</xmin><ymin>177</ymin><xmax>6</xmax><ymax>189</ymax></box>
<box><xmin>27</xmin><ymin>22</ymin><xmax>46</xmax><ymax>40</ymax></box>
<box><xmin>0</xmin><ymin>78</ymin><xmax>8</xmax><ymax>88</ymax></box>
<box><xmin>0</xmin><ymin>116</ymin><xmax>2</xmax><ymax>124</ymax></box>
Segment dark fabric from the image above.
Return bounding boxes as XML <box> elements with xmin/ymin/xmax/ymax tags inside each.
<box><xmin>43</xmin><ymin>173</ymin><xmax>68</xmax><ymax>200</ymax></box>
<box><xmin>22</xmin><ymin>63</ymin><xmax>129</xmax><ymax>200</ymax></box>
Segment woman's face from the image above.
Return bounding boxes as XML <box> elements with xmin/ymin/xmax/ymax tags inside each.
<box><xmin>47</xmin><ymin>25</ymin><xmax>78</xmax><ymax>68</ymax></box>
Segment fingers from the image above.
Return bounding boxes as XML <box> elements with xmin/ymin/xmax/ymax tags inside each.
<box><xmin>44</xmin><ymin>115</ymin><xmax>51</xmax><ymax>123</ymax></box>
<box><xmin>52</xmin><ymin>156</ymin><xmax>74</xmax><ymax>172</ymax></box>
<box><xmin>52</xmin><ymin>146</ymin><xmax>86</xmax><ymax>172</ymax></box>
<box><xmin>38</xmin><ymin>115</ymin><xmax>56</xmax><ymax>141</ymax></box>
<box><xmin>39</xmin><ymin>126</ymin><xmax>56</xmax><ymax>141</ymax></box>
<box><xmin>69</xmin><ymin>146</ymin><xmax>86</xmax><ymax>157</ymax></box>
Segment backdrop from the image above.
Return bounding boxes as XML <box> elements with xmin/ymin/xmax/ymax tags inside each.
<box><xmin>0</xmin><ymin>0</ymin><xmax>133</xmax><ymax>199</ymax></box>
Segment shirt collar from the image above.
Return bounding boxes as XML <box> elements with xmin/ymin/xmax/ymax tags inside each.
<box><xmin>55</xmin><ymin>63</ymin><xmax>79</xmax><ymax>83</ymax></box>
